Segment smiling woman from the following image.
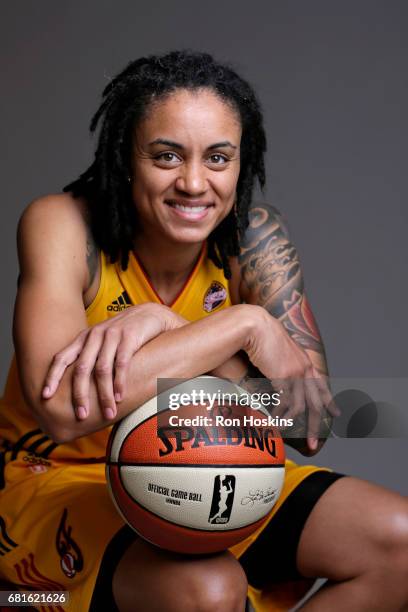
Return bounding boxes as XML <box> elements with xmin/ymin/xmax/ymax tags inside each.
<box><xmin>130</xmin><ymin>89</ymin><xmax>241</xmax><ymax>256</ymax></box>
<box><xmin>0</xmin><ymin>50</ymin><xmax>407</xmax><ymax>612</ymax></box>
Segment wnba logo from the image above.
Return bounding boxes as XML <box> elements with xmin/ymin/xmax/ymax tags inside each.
<box><xmin>208</xmin><ymin>475</ymin><xmax>236</xmax><ymax>524</ymax></box>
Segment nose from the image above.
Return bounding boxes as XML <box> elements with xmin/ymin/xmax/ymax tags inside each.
<box><xmin>175</xmin><ymin>161</ymin><xmax>207</xmax><ymax>195</ymax></box>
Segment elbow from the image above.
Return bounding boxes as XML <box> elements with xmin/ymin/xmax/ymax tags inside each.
<box><xmin>41</xmin><ymin>398</ymin><xmax>76</xmax><ymax>444</ymax></box>
<box><xmin>42</xmin><ymin>424</ymin><xmax>72</xmax><ymax>445</ymax></box>
<box><xmin>25</xmin><ymin>393</ymin><xmax>75</xmax><ymax>445</ymax></box>
<box><xmin>42</xmin><ymin>417</ymin><xmax>73</xmax><ymax>445</ymax></box>
<box><xmin>16</xmin><ymin>362</ymin><xmax>77</xmax><ymax>444</ymax></box>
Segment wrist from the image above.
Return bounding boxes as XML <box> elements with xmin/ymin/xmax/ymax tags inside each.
<box><xmin>233</xmin><ymin>304</ymin><xmax>271</xmax><ymax>352</ymax></box>
<box><xmin>162</xmin><ymin>305</ymin><xmax>188</xmax><ymax>330</ymax></box>
<box><xmin>135</xmin><ymin>302</ymin><xmax>183</xmax><ymax>331</ymax></box>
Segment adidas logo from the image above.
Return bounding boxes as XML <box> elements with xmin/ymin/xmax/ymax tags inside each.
<box><xmin>107</xmin><ymin>291</ymin><xmax>132</xmax><ymax>312</ymax></box>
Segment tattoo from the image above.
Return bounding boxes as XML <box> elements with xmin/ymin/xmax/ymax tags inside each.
<box><xmin>238</xmin><ymin>202</ymin><xmax>331</xmax><ymax>455</ymax></box>
<box><xmin>239</xmin><ymin>203</ymin><xmax>327</xmax><ymax>368</ymax></box>
<box><xmin>239</xmin><ymin>205</ymin><xmax>302</xmax><ymax>316</ymax></box>
<box><xmin>284</xmin><ymin>293</ymin><xmax>324</xmax><ymax>354</ymax></box>
<box><xmin>85</xmin><ymin>223</ymin><xmax>99</xmax><ymax>289</ymax></box>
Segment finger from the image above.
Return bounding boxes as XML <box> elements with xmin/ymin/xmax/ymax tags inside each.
<box><xmin>326</xmin><ymin>397</ymin><xmax>341</xmax><ymax>418</ymax></box>
<box><xmin>313</xmin><ymin>374</ymin><xmax>341</xmax><ymax>418</ymax></box>
<box><xmin>304</xmin><ymin>378</ymin><xmax>324</xmax><ymax>450</ymax></box>
<box><xmin>72</xmin><ymin>331</ymin><xmax>104</xmax><ymax>419</ymax></box>
<box><xmin>42</xmin><ymin>333</ymin><xmax>87</xmax><ymax>398</ymax></box>
<box><xmin>94</xmin><ymin>327</ymin><xmax>120</xmax><ymax>420</ymax></box>
<box><xmin>113</xmin><ymin>338</ymin><xmax>135</xmax><ymax>402</ymax></box>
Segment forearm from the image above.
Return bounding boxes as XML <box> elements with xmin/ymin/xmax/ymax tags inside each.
<box><xmin>279</xmin><ymin>308</ymin><xmax>332</xmax><ymax>455</ymax></box>
<box><xmin>238</xmin><ymin>203</ymin><xmax>332</xmax><ymax>454</ymax></box>
<box><xmin>43</xmin><ymin>305</ymin><xmax>256</xmax><ymax>442</ymax></box>
<box><xmin>209</xmin><ymin>351</ymin><xmax>249</xmax><ymax>381</ymax></box>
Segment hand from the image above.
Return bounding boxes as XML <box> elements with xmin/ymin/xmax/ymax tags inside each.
<box><xmin>244</xmin><ymin>307</ymin><xmax>340</xmax><ymax>451</ymax></box>
<box><xmin>42</xmin><ymin>303</ymin><xmax>187</xmax><ymax>421</ymax></box>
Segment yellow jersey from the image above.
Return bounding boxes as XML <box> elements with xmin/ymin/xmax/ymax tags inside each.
<box><xmin>0</xmin><ymin>244</ymin><xmax>329</xmax><ymax>612</ymax></box>
<box><xmin>0</xmin><ymin>244</ymin><xmax>232</xmax><ymax>462</ymax></box>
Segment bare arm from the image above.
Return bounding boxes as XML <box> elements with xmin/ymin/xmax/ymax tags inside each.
<box><xmin>238</xmin><ymin>202</ymin><xmax>332</xmax><ymax>456</ymax></box>
<box><xmin>13</xmin><ymin>195</ymin><xmax>263</xmax><ymax>444</ymax></box>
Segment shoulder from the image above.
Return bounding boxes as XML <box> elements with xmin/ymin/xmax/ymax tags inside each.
<box><xmin>18</xmin><ymin>192</ymin><xmax>89</xmax><ymax>234</ymax></box>
<box><xmin>240</xmin><ymin>201</ymin><xmax>291</xmax><ymax>249</ymax></box>
<box><xmin>17</xmin><ymin>192</ymin><xmax>98</xmax><ymax>292</ymax></box>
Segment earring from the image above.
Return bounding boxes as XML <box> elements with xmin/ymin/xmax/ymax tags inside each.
<box><xmin>127</xmin><ymin>176</ymin><xmax>132</xmax><ymax>183</ymax></box>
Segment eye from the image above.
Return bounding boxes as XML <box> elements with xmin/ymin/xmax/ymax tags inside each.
<box><xmin>154</xmin><ymin>152</ymin><xmax>182</xmax><ymax>164</ymax></box>
<box><xmin>208</xmin><ymin>153</ymin><xmax>229</xmax><ymax>165</ymax></box>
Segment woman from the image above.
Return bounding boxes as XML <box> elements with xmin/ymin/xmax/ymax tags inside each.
<box><xmin>0</xmin><ymin>51</ymin><xmax>407</xmax><ymax>612</ymax></box>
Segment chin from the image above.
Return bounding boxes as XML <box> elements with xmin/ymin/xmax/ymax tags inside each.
<box><xmin>162</xmin><ymin>218</ymin><xmax>213</xmax><ymax>241</ymax></box>
<box><xmin>167</xmin><ymin>228</ymin><xmax>212</xmax><ymax>245</ymax></box>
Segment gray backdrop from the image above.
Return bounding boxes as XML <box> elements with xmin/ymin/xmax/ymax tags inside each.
<box><xmin>1</xmin><ymin>1</ymin><xmax>406</xmax><ymax>493</ymax></box>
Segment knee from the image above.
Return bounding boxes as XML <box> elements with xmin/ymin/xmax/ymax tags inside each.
<box><xmin>185</xmin><ymin>552</ymin><xmax>248</xmax><ymax>612</ymax></box>
<box><xmin>112</xmin><ymin>541</ymin><xmax>248</xmax><ymax>612</ymax></box>
<box><xmin>374</xmin><ymin>498</ymin><xmax>408</xmax><ymax>579</ymax></box>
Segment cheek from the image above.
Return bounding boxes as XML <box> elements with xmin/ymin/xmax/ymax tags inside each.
<box><xmin>133</xmin><ymin>167</ymin><xmax>174</xmax><ymax>199</ymax></box>
<box><xmin>218</xmin><ymin>167</ymin><xmax>240</xmax><ymax>198</ymax></box>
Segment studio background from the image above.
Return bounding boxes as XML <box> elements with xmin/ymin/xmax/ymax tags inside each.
<box><xmin>1</xmin><ymin>1</ymin><xmax>406</xmax><ymax>493</ymax></box>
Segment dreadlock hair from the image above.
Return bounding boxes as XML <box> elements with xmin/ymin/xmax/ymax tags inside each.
<box><xmin>64</xmin><ymin>50</ymin><xmax>266</xmax><ymax>278</ymax></box>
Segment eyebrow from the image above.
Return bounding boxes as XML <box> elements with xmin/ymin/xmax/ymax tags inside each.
<box><xmin>148</xmin><ymin>138</ymin><xmax>237</xmax><ymax>150</ymax></box>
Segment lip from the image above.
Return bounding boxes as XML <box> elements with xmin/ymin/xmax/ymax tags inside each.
<box><xmin>165</xmin><ymin>199</ymin><xmax>214</xmax><ymax>222</ymax></box>
<box><xmin>165</xmin><ymin>199</ymin><xmax>214</xmax><ymax>208</ymax></box>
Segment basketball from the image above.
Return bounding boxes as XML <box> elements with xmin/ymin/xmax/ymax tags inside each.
<box><xmin>106</xmin><ymin>377</ymin><xmax>285</xmax><ymax>554</ymax></box>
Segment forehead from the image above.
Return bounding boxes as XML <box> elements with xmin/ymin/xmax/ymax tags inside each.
<box><xmin>136</xmin><ymin>88</ymin><xmax>242</xmax><ymax>142</ymax></box>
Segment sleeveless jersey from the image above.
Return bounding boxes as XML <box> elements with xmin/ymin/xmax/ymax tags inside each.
<box><xmin>0</xmin><ymin>244</ymin><xmax>232</xmax><ymax>462</ymax></box>
<box><xmin>0</xmin><ymin>245</ymin><xmax>332</xmax><ymax>612</ymax></box>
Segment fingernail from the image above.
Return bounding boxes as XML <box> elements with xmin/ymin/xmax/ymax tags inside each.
<box><xmin>310</xmin><ymin>438</ymin><xmax>318</xmax><ymax>449</ymax></box>
<box><xmin>115</xmin><ymin>393</ymin><xmax>121</xmax><ymax>402</ymax></box>
<box><xmin>105</xmin><ymin>408</ymin><xmax>115</xmax><ymax>420</ymax></box>
<box><xmin>76</xmin><ymin>406</ymin><xmax>87</xmax><ymax>420</ymax></box>
<box><xmin>42</xmin><ymin>386</ymin><xmax>50</xmax><ymax>397</ymax></box>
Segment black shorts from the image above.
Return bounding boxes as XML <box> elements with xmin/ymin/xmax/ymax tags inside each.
<box><xmin>89</xmin><ymin>470</ymin><xmax>346</xmax><ymax>611</ymax></box>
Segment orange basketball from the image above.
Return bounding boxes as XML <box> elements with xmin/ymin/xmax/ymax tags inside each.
<box><xmin>106</xmin><ymin>377</ymin><xmax>285</xmax><ymax>554</ymax></box>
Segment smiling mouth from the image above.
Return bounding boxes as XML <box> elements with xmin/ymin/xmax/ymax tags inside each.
<box><xmin>165</xmin><ymin>200</ymin><xmax>214</xmax><ymax>219</ymax></box>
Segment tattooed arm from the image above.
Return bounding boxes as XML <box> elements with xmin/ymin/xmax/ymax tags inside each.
<box><xmin>237</xmin><ymin>202</ymin><xmax>332</xmax><ymax>456</ymax></box>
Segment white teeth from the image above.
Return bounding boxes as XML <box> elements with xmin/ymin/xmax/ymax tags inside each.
<box><xmin>172</xmin><ymin>203</ymin><xmax>207</xmax><ymax>213</ymax></box>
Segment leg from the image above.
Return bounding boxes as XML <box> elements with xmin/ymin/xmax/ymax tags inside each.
<box><xmin>111</xmin><ymin>536</ymin><xmax>248</xmax><ymax>612</ymax></box>
<box><xmin>296</xmin><ymin>476</ymin><xmax>408</xmax><ymax>611</ymax></box>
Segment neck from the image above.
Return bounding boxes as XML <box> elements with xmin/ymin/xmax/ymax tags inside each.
<box><xmin>133</xmin><ymin>235</ymin><xmax>204</xmax><ymax>296</ymax></box>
